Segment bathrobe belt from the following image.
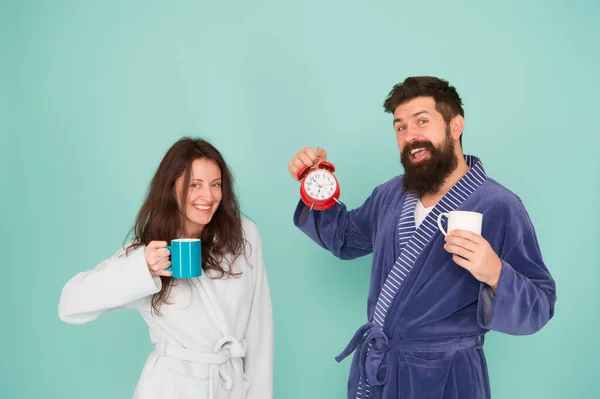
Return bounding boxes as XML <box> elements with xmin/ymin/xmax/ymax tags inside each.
<box><xmin>156</xmin><ymin>337</ymin><xmax>248</xmax><ymax>399</ymax></box>
<box><xmin>335</xmin><ymin>322</ymin><xmax>484</xmax><ymax>388</ymax></box>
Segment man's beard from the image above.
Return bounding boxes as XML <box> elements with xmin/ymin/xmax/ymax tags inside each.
<box><xmin>400</xmin><ymin>129</ymin><xmax>458</xmax><ymax>197</ymax></box>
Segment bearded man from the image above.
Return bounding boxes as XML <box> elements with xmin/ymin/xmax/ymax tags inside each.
<box><xmin>287</xmin><ymin>76</ymin><xmax>556</xmax><ymax>399</ymax></box>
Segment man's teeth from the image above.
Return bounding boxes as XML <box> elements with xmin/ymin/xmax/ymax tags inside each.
<box><xmin>410</xmin><ymin>148</ymin><xmax>426</xmax><ymax>155</ymax></box>
<box><xmin>194</xmin><ymin>205</ymin><xmax>211</xmax><ymax>210</ymax></box>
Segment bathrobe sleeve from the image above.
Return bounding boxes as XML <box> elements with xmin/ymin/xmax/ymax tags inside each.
<box><xmin>58</xmin><ymin>245</ymin><xmax>162</xmax><ymax>325</ymax></box>
<box><xmin>477</xmin><ymin>203</ymin><xmax>557</xmax><ymax>335</ymax></box>
<box><xmin>242</xmin><ymin>224</ymin><xmax>274</xmax><ymax>399</ymax></box>
<box><xmin>293</xmin><ymin>185</ymin><xmax>383</xmax><ymax>260</ymax></box>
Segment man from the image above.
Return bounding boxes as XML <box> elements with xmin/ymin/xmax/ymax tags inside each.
<box><xmin>288</xmin><ymin>76</ymin><xmax>556</xmax><ymax>399</ymax></box>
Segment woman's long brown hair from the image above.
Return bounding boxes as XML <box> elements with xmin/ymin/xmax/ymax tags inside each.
<box><xmin>126</xmin><ymin>137</ymin><xmax>244</xmax><ymax>314</ymax></box>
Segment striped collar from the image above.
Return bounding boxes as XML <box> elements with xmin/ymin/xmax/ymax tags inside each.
<box><xmin>399</xmin><ymin>154</ymin><xmax>488</xmax><ymax>251</ymax></box>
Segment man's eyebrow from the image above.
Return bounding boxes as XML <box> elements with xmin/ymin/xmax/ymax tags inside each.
<box><xmin>393</xmin><ymin>110</ymin><xmax>430</xmax><ymax>124</ymax></box>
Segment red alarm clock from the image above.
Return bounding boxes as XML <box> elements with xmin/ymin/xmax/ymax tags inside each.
<box><xmin>297</xmin><ymin>161</ymin><xmax>341</xmax><ymax>211</ymax></box>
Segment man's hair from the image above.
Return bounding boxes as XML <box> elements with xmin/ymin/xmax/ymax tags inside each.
<box><xmin>383</xmin><ymin>76</ymin><xmax>465</xmax><ymax>145</ymax></box>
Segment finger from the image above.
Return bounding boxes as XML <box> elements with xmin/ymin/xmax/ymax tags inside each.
<box><xmin>153</xmin><ymin>257</ymin><xmax>170</xmax><ymax>266</ymax></box>
<box><xmin>291</xmin><ymin>156</ymin><xmax>308</xmax><ymax>170</ymax></box>
<box><xmin>316</xmin><ymin>147</ymin><xmax>327</xmax><ymax>161</ymax></box>
<box><xmin>155</xmin><ymin>269</ymin><xmax>173</xmax><ymax>277</ymax></box>
<box><xmin>452</xmin><ymin>254</ymin><xmax>472</xmax><ymax>270</ymax></box>
<box><xmin>289</xmin><ymin>158</ymin><xmax>308</xmax><ymax>180</ymax></box>
<box><xmin>297</xmin><ymin>151</ymin><xmax>316</xmax><ymax>167</ymax></box>
<box><xmin>288</xmin><ymin>158</ymin><xmax>301</xmax><ymax>178</ymax></box>
<box><xmin>155</xmin><ymin>247</ymin><xmax>171</xmax><ymax>257</ymax></box>
<box><xmin>146</xmin><ymin>255</ymin><xmax>158</xmax><ymax>266</ymax></box>
<box><xmin>156</xmin><ymin>260</ymin><xmax>171</xmax><ymax>270</ymax></box>
<box><xmin>150</xmin><ymin>240</ymin><xmax>168</xmax><ymax>249</ymax></box>
<box><xmin>444</xmin><ymin>236</ymin><xmax>477</xmax><ymax>253</ymax></box>
<box><xmin>444</xmin><ymin>244</ymin><xmax>474</xmax><ymax>261</ymax></box>
<box><xmin>150</xmin><ymin>261</ymin><xmax>171</xmax><ymax>272</ymax></box>
<box><xmin>449</xmin><ymin>230</ymin><xmax>483</xmax><ymax>244</ymax></box>
<box><xmin>302</xmin><ymin>146</ymin><xmax>320</xmax><ymax>163</ymax></box>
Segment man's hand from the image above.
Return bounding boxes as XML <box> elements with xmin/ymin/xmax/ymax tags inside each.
<box><xmin>288</xmin><ymin>147</ymin><xmax>327</xmax><ymax>181</ymax></box>
<box><xmin>444</xmin><ymin>230</ymin><xmax>502</xmax><ymax>292</ymax></box>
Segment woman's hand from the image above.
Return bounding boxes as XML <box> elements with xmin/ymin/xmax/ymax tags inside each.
<box><xmin>144</xmin><ymin>241</ymin><xmax>173</xmax><ymax>277</ymax></box>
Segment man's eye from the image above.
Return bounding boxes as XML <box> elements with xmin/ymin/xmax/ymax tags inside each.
<box><xmin>418</xmin><ymin>119</ymin><xmax>428</xmax><ymax>125</ymax></box>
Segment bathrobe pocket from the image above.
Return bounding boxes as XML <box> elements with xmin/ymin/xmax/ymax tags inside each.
<box><xmin>161</xmin><ymin>370</ymin><xmax>253</xmax><ymax>399</ymax></box>
<box><xmin>398</xmin><ymin>353</ymin><xmax>453</xmax><ymax>399</ymax></box>
<box><xmin>161</xmin><ymin>371</ymin><xmax>210</xmax><ymax>398</ymax></box>
<box><xmin>242</xmin><ymin>376</ymin><xmax>252</xmax><ymax>397</ymax></box>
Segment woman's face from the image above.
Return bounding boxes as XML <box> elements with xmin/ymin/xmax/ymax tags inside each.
<box><xmin>174</xmin><ymin>158</ymin><xmax>223</xmax><ymax>236</ymax></box>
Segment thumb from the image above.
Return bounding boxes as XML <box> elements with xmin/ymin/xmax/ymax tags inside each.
<box><xmin>151</xmin><ymin>240</ymin><xmax>168</xmax><ymax>248</ymax></box>
<box><xmin>316</xmin><ymin>147</ymin><xmax>327</xmax><ymax>162</ymax></box>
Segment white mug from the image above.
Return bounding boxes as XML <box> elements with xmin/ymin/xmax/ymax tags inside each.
<box><xmin>436</xmin><ymin>211</ymin><xmax>483</xmax><ymax>236</ymax></box>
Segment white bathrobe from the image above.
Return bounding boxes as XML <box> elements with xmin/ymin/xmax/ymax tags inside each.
<box><xmin>58</xmin><ymin>218</ymin><xmax>273</xmax><ymax>399</ymax></box>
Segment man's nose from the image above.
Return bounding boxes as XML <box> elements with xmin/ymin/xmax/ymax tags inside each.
<box><xmin>405</xmin><ymin>126</ymin><xmax>418</xmax><ymax>143</ymax></box>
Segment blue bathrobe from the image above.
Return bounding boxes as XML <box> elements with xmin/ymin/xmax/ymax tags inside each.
<box><xmin>293</xmin><ymin>155</ymin><xmax>556</xmax><ymax>399</ymax></box>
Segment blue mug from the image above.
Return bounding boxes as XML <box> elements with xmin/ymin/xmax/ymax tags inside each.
<box><xmin>165</xmin><ymin>239</ymin><xmax>202</xmax><ymax>278</ymax></box>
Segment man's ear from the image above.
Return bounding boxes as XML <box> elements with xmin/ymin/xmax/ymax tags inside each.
<box><xmin>450</xmin><ymin>115</ymin><xmax>464</xmax><ymax>141</ymax></box>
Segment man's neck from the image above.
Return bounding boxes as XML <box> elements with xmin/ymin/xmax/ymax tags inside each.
<box><xmin>420</xmin><ymin>156</ymin><xmax>470</xmax><ymax>208</ymax></box>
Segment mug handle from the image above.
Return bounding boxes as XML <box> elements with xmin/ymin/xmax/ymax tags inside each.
<box><xmin>164</xmin><ymin>245</ymin><xmax>172</xmax><ymax>271</ymax></box>
<box><xmin>436</xmin><ymin>212</ymin><xmax>449</xmax><ymax>236</ymax></box>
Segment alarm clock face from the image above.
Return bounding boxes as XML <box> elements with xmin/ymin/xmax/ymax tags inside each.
<box><xmin>303</xmin><ymin>169</ymin><xmax>338</xmax><ymax>200</ymax></box>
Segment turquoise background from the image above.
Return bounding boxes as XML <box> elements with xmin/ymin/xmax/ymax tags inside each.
<box><xmin>2</xmin><ymin>0</ymin><xmax>599</xmax><ymax>398</ymax></box>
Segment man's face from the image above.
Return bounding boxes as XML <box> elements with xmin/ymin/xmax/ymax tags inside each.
<box><xmin>393</xmin><ymin>96</ymin><xmax>449</xmax><ymax>161</ymax></box>
<box><xmin>392</xmin><ymin>96</ymin><xmax>459</xmax><ymax>196</ymax></box>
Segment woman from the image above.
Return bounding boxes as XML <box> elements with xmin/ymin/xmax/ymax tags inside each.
<box><xmin>59</xmin><ymin>137</ymin><xmax>273</xmax><ymax>399</ymax></box>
